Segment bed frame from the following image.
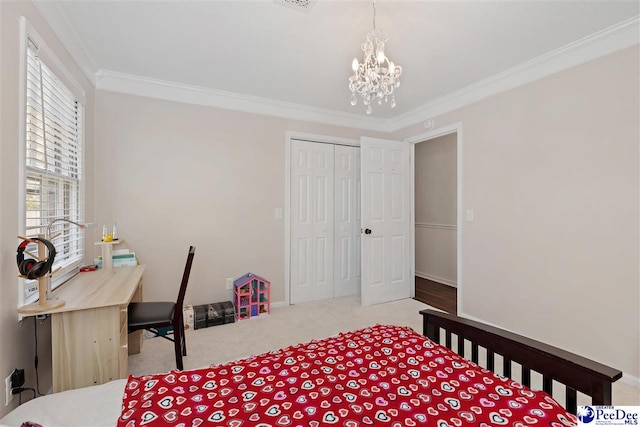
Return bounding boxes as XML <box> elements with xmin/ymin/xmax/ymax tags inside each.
<box><xmin>421</xmin><ymin>309</ymin><xmax>623</xmax><ymax>414</ymax></box>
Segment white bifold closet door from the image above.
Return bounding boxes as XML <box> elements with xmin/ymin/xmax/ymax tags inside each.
<box><xmin>334</xmin><ymin>145</ymin><xmax>361</xmax><ymax>298</ymax></box>
<box><xmin>290</xmin><ymin>140</ymin><xmax>360</xmax><ymax>304</ymax></box>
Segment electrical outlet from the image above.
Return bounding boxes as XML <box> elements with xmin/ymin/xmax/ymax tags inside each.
<box><xmin>5</xmin><ymin>373</ymin><xmax>13</xmax><ymax>406</ymax></box>
<box><xmin>11</xmin><ymin>369</ymin><xmax>24</xmax><ymax>389</ymax></box>
<box><xmin>24</xmin><ymin>282</ymin><xmax>38</xmax><ymax>301</ymax></box>
<box><xmin>226</xmin><ymin>278</ymin><xmax>234</xmax><ymax>290</ymax></box>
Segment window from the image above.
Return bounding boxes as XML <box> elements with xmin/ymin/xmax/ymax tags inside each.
<box><xmin>21</xmin><ymin>28</ymin><xmax>85</xmax><ymax>303</ymax></box>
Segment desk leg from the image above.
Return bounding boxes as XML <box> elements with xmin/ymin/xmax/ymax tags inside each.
<box><xmin>128</xmin><ymin>279</ymin><xmax>143</xmax><ymax>355</ymax></box>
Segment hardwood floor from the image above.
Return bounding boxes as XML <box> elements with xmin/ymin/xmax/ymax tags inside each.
<box><xmin>414</xmin><ymin>277</ymin><xmax>457</xmax><ymax>314</ymax></box>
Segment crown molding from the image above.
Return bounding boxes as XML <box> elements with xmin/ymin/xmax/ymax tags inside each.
<box><xmin>34</xmin><ymin>1</ymin><xmax>638</xmax><ymax>133</ymax></box>
<box><xmin>31</xmin><ymin>0</ymin><xmax>99</xmax><ymax>85</ymax></box>
<box><xmin>389</xmin><ymin>15</ymin><xmax>640</xmax><ymax>132</ymax></box>
<box><xmin>95</xmin><ymin>71</ymin><xmax>391</xmax><ymax>132</ymax></box>
<box><xmin>96</xmin><ymin>14</ymin><xmax>638</xmax><ymax>134</ymax></box>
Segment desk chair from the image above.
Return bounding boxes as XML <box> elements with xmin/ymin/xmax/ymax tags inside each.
<box><xmin>127</xmin><ymin>246</ymin><xmax>195</xmax><ymax>370</ymax></box>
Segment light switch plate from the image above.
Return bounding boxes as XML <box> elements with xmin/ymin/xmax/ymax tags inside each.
<box><xmin>466</xmin><ymin>209</ymin><xmax>474</xmax><ymax>222</ymax></box>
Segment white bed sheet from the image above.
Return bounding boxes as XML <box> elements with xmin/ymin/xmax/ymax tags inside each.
<box><xmin>0</xmin><ymin>379</ymin><xmax>125</xmax><ymax>427</ymax></box>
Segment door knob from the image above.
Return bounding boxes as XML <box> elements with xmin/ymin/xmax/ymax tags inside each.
<box><xmin>364</xmin><ymin>228</ymin><xmax>372</xmax><ymax>235</ymax></box>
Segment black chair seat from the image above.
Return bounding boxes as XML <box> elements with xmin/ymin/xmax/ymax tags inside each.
<box><xmin>127</xmin><ymin>246</ymin><xmax>195</xmax><ymax>371</ymax></box>
<box><xmin>128</xmin><ymin>302</ymin><xmax>175</xmax><ymax>329</ymax></box>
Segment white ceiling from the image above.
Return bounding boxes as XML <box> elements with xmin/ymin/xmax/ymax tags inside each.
<box><xmin>34</xmin><ymin>1</ymin><xmax>639</xmax><ymax>122</ymax></box>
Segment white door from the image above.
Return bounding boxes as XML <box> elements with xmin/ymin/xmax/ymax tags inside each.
<box><xmin>290</xmin><ymin>140</ymin><xmax>334</xmax><ymax>304</ymax></box>
<box><xmin>334</xmin><ymin>145</ymin><xmax>361</xmax><ymax>297</ymax></box>
<box><xmin>360</xmin><ymin>137</ymin><xmax>412</xmax><ymax>305</ymax></box>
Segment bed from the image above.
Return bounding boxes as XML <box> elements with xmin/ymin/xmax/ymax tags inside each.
<box><xmin>0</xmin><ymin>309</ymin><xmax>622</xmax><ymax>427</ymax></box>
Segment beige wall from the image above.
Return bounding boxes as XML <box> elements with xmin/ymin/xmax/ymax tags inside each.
<box><xmin>93</xmin><ymin>91</ymin><xmax>383</xmax><ymax>306</ymax></box>
<box><xmin>395</xmin><ymin>46</ymin><xmax>640</xmax><ymax>381</ymax></box>
<box><xmin>1</xmin><ymin>5</ymin><xmax>637</xmax><ymax>417</ymax></box>
<box><xmin>0</xmin><ymin>0</ymin><xmax>95</xmax><ymax>417</ymax></box>
<box><xmin>414</xmin><ymin>133</ymin><xmax>457</xmax><ymax>286</ymax></box>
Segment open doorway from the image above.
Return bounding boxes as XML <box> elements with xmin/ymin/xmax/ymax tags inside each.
<box><xmin>411</xmin><ymin>128</ymin><xmax>460</xmax><ymax>314</ymax></box>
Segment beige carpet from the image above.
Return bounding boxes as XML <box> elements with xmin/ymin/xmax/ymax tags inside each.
<box><xmin>128</xmin><ymin>296</ymin><xmax>429</xmax><ymax>374</ymax></box>
<box><xmin>128</xmin><ymin>296</ymin><xmax>639</xmax><ymax>406</ymax></box>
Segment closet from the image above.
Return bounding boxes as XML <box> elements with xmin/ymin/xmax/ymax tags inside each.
<box><xmin>290</xmin><ymin>139</ymin><xmax>361</xmax><ymax>304</ymax></box>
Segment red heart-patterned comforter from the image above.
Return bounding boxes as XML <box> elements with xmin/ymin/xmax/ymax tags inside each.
<box><xmin>118</xmin><ymin>325</ymin><xmax>577</xmax><ymax>426</ymax></box>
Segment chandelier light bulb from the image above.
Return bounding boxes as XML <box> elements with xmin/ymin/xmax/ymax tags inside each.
<box><xmin>347</xmin><ymin>0</ymin><xmax>402</xmax><ymax>115</ymax></box>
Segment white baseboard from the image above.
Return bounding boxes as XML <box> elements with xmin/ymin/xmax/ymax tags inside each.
<box><xmin>620</xmin><ymin>372</ymin><xmax>640</xmax><ymax>388</ymax></box>
<box><xmin>270</xmin><ymin>300</ymin><xmax>287</xmax><ymax>308</ymax></box>
<box><xmin>415</xmin><ymin>271</ymin><xmax>457</xmax><ymax>288</ymax></box>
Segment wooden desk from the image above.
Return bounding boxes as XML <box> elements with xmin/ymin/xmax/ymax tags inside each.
<box><xmin>18</xmin><ymin>265</ymin><xmax>145</xmax><ymax>392</ymax></box>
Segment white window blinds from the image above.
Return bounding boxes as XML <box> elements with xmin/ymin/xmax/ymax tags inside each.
<box><xmin>24</xmin><ymin>38</ymin><xmax>84</xmax><ymax>290</ymax></box>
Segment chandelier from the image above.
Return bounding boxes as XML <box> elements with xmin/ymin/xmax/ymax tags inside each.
<box><xmin>348</xmin><ymin>0</ymin><xmax>402</xmax><ymax>115</ymax></box>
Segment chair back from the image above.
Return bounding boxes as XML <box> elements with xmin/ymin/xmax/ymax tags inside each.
<box><xmin>174</xmin><ymin>246</ymin><xmax>195</xmax><ymax>323</ymax></box>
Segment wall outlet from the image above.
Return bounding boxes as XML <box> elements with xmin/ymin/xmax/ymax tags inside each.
<box><xmin>226</xmin><ymin>278</ymin><xmax>234</xmax><ymax>290</ymax></box>
<box><xmin>5</xmin><ymin>373</ymin><xmax>13</xmax><ymax>406</ymax></box>
<box><xmin>25</xmin><ymin>283</ymin><xmax>38</xmax><ymax>300</ymax></box>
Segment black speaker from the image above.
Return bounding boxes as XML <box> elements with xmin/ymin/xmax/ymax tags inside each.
<box><xmin>16</xmin><ymin>237</ymin><xmax>56</xmax><ymax>280</ymax></box>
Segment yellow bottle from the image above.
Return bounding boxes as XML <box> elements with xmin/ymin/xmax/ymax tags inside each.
<box><xmin>102</xmin><ymin>223</ymin><xmax>113</xmax><ymax>242</ymax></box>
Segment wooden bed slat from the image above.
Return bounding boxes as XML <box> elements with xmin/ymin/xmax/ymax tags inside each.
<box><xmin>503</xmin><ymin>357</ymin><xmax>512</xmax><ymax>378</ymax></box>
<box><xmin>486</xmin><ymin>349</ymin><xmax>495</xmax><ymax>372</ymax></box>
<box><xmin>471</xmin><ymin>342</ymin><xmax>479</xmax><ymax>364</ymax></box>
<box><xmin>521</xmin><ymin>366</ymin><xmax>531</xmax><ymax>388</ymax></box>
<box><xmin>543</xmin><ymin>375</ymin><xmax>553</xmax><ymax>394</ymax></box>
<box><xmin>566</xmin><ymin>387</ymin><xmax>578</xmax><ymax>414</ymax></box>
<box><xmin>421</xmin><ymin>309</ymin><xmax>622</xmax><ymax>414</ymax></box>
<box><xmin>457</xmin><ymin>336</ymin><xmax>465</xmax><ymax>356</ymax></box>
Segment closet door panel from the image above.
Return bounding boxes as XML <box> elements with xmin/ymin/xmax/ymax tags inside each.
<box><xmin>334</xmin><ymin>145</ymin><xmax>360</xmax><ymax>298</ymax></box>
<box><xmin>291</xmin><ymin>140</ymin><xmax>334</xmax><ymax>303</ymax></box>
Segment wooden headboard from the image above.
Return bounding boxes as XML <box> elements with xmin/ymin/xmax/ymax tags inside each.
<box><xmin>420</xmin><ymin>309</ymin><xmax>623</xmax><ymax>414</ymax></box>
